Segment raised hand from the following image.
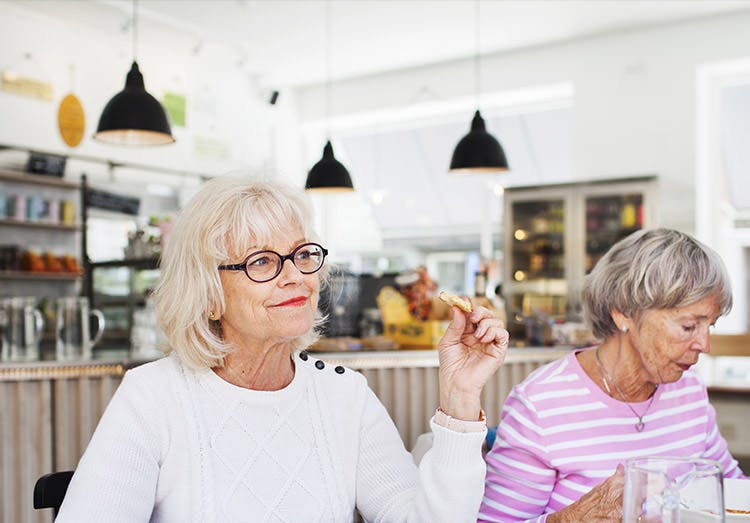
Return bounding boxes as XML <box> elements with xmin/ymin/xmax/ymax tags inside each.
<box><xmin>437</xmin><ymin>305</ymin><xmax>509</xmax><ymax>421</ymax></box>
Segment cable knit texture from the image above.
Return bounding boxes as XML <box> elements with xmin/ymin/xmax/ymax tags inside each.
<box><xmin>57</xmin><ymin>352</ymin><xmax>486</xmax><ymax>523</ymax></box>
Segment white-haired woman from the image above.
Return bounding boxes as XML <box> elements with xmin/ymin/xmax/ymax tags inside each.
<box><xmin>57</xmin><ymin>176</ymin><xmax>509</xmax><ymax>523</ymax></box>
<box><xmin>479</xmin><ymin>228</ymin><xmax>746</xmax><ymax>523</ymax></box>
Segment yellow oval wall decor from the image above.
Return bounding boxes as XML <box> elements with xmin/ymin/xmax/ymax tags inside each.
<box><xmin>58</xmin><ymin>93</ymin><xmax>85</xmax><ymax>147</ymax></box>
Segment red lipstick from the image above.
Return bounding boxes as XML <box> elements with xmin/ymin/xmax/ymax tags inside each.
<box><xmin>274</xmin><ymin>296</ymin><xmax>307</xmax><ymax>307</ymax></box>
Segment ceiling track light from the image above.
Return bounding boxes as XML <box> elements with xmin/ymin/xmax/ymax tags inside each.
<box><xmin>449</xmin><ymin>0</ymin><xmax>508</xmax><ymax>174</ymax></box>
<box><xmin>93</xmin><ymin>0</ymin><xmax>174</xmax><ymax>146</ymax></box>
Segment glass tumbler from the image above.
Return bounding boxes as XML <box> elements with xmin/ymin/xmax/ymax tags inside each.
<box><xmin>623</xmin><ymin>456</ymin><xmax>724</xmax><ymax>523</ymax></box>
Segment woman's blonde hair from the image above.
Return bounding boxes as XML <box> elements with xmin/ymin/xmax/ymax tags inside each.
<box><xmin>582</xmin><ymin>228</ymin><xmax>732</xmax><ymax>339</ymax></box>
<box><xmin>151</xmin><ymin>175</ymin><xmax>327</xmax><ymax>369</ymax></box>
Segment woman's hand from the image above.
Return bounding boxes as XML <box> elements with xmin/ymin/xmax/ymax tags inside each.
<box><xmin>547</xmin><ymin>465</ymin><xmax>625</xmax><ymax>523</ymax></box>
<box><xmin>437</xmin><ymin>305</ymin><xmax>509</xmax><ymax>420</ymax></box>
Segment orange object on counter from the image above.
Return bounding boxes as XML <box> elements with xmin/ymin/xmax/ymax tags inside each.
<box><xmin>60</xmin><ymin>254</ymin><xmax>82</xmax><ymax>273</ymax></box>
<box><xmin>42</xmin><ymin>252</ymin><xmax>63</xmax><ymax>272</ymax></box>
<box><xmin>21</xmin><ymin>250</ymin><xmax>46</xmax><ymax>272</ymax></box>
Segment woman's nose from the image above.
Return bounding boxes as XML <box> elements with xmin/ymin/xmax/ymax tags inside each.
<box><xmin>694</xmin><ymin>326</ymin><xmax>712</xmax><ymax>353</ymax></box>
<box><xmin>276</xmin><ymin>257</ymin><xmax>304</xmax><ymax>284</ymax></box>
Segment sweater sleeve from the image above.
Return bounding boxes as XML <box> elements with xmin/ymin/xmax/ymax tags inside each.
<box><xmin>479</xmin><ymin>388</ymin><xmax>556</xmax><ymax>523</ymax></box>
<box><xmin>355</xmin><ymin>384</ymin><xmax>487</xmax><ymax>523</ymax></box>
<box><xmin>56</xmin><ymin>369</ymin><xmax>165</xmax><ymax>522</ymax></box>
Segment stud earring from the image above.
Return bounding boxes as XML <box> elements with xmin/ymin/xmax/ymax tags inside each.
<box><xmin>620</xmin><ymin>325</ymin><xmax>628</xmax><ymax>333</ymax></box>
<box><xmin>209</xmin><ymin>311</ymin><xmax>218</xmax><ymax>321</ymax></box>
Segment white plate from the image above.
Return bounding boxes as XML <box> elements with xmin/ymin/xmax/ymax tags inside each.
<box><xmin>725</xmin><ymin>478</ymin><xmax>750</xmax><ymax>522</ymax></box>
<box><xmin>681</xmin><ymin>479</ymin><xmax>750</xmax><ymax>523</ymax></box>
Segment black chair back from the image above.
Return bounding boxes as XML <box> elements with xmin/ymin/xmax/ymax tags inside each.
<box><xmin>33</xmin><ymin>470</ymin><xmax>74</xmax><ymax>518</ymax></box>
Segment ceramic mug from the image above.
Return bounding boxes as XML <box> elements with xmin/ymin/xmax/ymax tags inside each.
<box><xmin>0</xmin><ymin>297</ymin><xmax>45</xmax><ymax>362</ymax></box>
<box><xmin>55</xmin><ymin>297</ymin><xmax>105</xmax><ymax>361</ymax></box>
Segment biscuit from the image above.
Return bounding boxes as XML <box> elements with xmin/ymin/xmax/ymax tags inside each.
<box><xmin>438</xmin><ymin>291</ymin><xmax>473</xmax><ymax>313</ymax></box>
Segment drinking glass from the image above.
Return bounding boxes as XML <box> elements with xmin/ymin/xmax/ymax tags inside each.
<box><xmin>0</xmin><ymin>297</ymin><xmax>45</xmax><ymax>361</ymax></box>
<box><xmin>623</xmin><ymin>456</ymin><xmax>725</xmax><ymax>523</ymax></box>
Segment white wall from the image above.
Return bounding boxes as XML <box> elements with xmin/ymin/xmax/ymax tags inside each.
<box><xmin>0</xmin><ymin>3</ymin><xmax>304</xmax><ymax>187</ymax></box>
<box><xmin>298</xmin><ymin>11</ymin><xmax>750</xmax><ymax>235</ymax></box>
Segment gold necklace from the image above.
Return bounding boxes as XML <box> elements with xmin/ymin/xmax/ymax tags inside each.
<box><xmin>594</xmin><ymin>347</ymin><xmax>657</xmax><ymax>432</ymax></box>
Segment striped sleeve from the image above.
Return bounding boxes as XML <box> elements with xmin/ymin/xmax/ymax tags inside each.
<box><xmin>479</xmin><ymin>387</ymin><xmax>554</xmax><ymax>522</ymax></box>
<box><xmin>703</xmin><ymin>400</ymin><xmax>747</xmax><ymax>478</ymax></box>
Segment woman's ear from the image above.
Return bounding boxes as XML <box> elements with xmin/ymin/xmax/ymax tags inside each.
<box><xmin>610</xmin><ymin>309</ymin><xmax>631</xmax><ymax>334</ymax></box>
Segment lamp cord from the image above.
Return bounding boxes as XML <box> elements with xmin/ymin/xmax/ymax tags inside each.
<box><xmin>132</xmin><ymin>0</ymin><xmax>138</xmax><ymax>61</ymax></box>
<box><xmin>474</xmin><ymin>0</ymin><xmax>480</xmax><ymax>109</ymax></box>
<box><xmin>325</xmin><ymin>0</ymin><xmax>331</xmax><ymax>139</ymax></box>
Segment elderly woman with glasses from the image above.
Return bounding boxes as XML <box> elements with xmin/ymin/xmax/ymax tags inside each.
<box><xmin>478</xmin><ymin>228</ymin><xmax>746</xmax><ymax>523</ymax></box>
<box><xmin>57</xmin><ymin>176</ymin><xmax>509</xmax><ymax>523</ymax></box>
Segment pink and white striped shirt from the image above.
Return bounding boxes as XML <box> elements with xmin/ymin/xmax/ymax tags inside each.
<box><xmin>479</xmin><ymin>349</ymin><xmax>745</xmax><ymax>523</ymax></box>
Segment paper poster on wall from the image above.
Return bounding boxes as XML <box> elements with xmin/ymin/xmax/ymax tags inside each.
<box><xmin>162</xmin><ymin>92</ymin><xmax>186</xmax><ymax>127</ymax></box>
<box><xmin>57</xmin><ymin>93</ymin><xmax>86</xmax><ymax>147</ymax></box>
<box><xmin>193</xmin><ymin>135</ymin><xmax>229</xmax><ymax>160</ymax></box>
<box><xmin>1</xmin><ymin>70</ymin><xmax>53</xmax><ymax>100</ymax></box>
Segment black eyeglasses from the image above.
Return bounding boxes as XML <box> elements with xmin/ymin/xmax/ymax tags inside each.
<box><xmin>218</xmin><ymin>242</ymin><xmax>328</xmax><ymax>283</ymax></box>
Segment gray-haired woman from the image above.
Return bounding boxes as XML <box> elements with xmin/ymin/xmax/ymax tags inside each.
<box><xmin>479</xmin><ymin>228</ymin><xmax>745</xmax><ymax>522</ymax></box>
<box><xmin>57</xmin><ymin>175</ymin><xmax>509</xmax><ymax>523</ymax></box>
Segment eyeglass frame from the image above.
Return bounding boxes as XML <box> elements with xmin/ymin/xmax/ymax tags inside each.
<box><xmin>217</xmin><ymin>242</ymin><xmax>329</xmax><ymax>283</ymax></box>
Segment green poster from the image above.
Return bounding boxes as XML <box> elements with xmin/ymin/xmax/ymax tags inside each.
<box><xmin>162</xmin><ymin>92</ymin><xmax>186</xmax><ymax>127</ymax></box>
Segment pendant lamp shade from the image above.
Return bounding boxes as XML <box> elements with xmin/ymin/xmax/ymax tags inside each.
<box><xmin>449</xmin><ymin>110</ymin><xmax>508</xmax><ymax>173</ymax></box>
<box><xmin>93</xmin><ymin>61</ymin><xmax>175</xmax><ymax>146</ymax></box>
<box><xmin>305</xmin><ymin>140</ymin><xmax>354</xmax><ymax>192</ymax></box>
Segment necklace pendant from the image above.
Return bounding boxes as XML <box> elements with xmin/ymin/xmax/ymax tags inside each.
<box><xmin>635</xmin><ymin>420</ymin><xmax>645</xmax><ymax>432</ymax></box>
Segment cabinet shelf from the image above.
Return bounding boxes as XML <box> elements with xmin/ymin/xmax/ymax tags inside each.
<box><xmin>93</xmin><ymin>294</ymin><xmax>147</xmax><ymax>307</ymax></box>
<box><xmin>0</xmin><ymin>218</ymin><xmax>79</xmax><ymax>231</ymax></box>
<box><xmin>0</xmin><ymin>169</ymin><xmax>79</xmax><ymax>189</ymax></box>
<box><xmin>89</xmin><ymin>258</ymin><xmax>160</xmax><ymax>270</ymax></box>
<box><xmin>0</xmin><ymin>270</ymin><xmax>81</xmax><ymax>281</ymax></box>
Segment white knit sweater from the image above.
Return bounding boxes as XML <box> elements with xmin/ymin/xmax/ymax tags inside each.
<box><xmin>57</xmin><ymin>352</ymin><xmax>486</xmax><ymax>523</ymax></box>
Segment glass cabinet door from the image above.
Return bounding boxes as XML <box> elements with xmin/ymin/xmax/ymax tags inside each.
<box><xmin>584</xmin><ymin>193</ymin><xmax>644</xmax><ymax>273</ymax></box>
<box><xmin>510</xmin><ymin>199</ymin><xmax>565</xmax><ymax>282</ymax></box>
<box><xmin>507</xmin><ymin>198</ymin><xmax>568</xmax><ymax>322</ymax></box>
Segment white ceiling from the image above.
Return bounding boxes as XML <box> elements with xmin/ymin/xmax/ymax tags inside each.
<box><xmin>11</xmin><ymin>0</ymin><xmax>750</xmax><ymax>88</ymax></box>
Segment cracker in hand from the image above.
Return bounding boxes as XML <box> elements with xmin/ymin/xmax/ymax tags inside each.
<box><xmin>438</xmin><ymin>291</ymin><xmax>473</xmax><ymax>313</ymax></box>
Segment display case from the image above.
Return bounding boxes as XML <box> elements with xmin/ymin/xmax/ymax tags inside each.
<box><xmin>86</xmin><ymin>257</ymin><xmax>160</xmax><ymax>350</ymax></box>
<box><xmin>503</xmin><ymin>177</ymin><xmax>657</xmax><ymax>324</ymax></box>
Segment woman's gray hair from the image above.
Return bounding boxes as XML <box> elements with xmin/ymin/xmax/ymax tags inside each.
<box><xmin>151</xmin><ymin>175</ymin><xmax>327</xmax><ymax>369</ymax></box>
<box><xmin>582</xmin><ymin>228</ymin><xmax>732</xmax><ymax>339</ymax></box>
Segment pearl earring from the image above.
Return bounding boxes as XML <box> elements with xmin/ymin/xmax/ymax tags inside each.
<box><xmin>620</xmin><ymin>325</ymin><xmax>628</xmax><ymax>333</ymax></box>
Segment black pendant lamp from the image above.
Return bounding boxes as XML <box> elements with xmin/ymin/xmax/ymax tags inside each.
<box><xmin>449</xmin><ymin>110</ymin><xmax>508</xmax><ymax>173</ymax></box>
<box><xmin>304</xmin><ymin>1</ymin><xmax>354</xmax><ymax>192</ymax></box>
<box><xmin>305</xmin><ymin>140</ymin><xmax>353</xmax><ymax>191</ymax></box>
<box><xmin>449</xmin><ymin>1</ymin><xmax>508</xmax><ymax>174</ymax></box>
<box><xmin>93</xmin><ymin>1</ymin><xmax>174</xmax><ymax>146</ymax></box>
